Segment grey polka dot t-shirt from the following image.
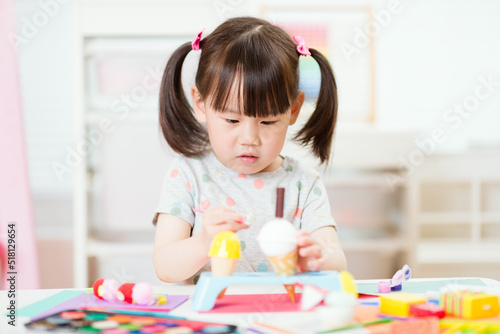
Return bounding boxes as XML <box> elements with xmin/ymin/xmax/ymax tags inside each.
<box><xmin>155</xmin><ymin>150</ymin><xmax>336</xmax><ymax>284</ymax></box>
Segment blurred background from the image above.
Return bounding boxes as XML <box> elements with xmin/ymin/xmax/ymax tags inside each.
<box><xmin>2</xmin><ymin>0</ymin><xmax>500</xmax><ymax>289</ymax></box>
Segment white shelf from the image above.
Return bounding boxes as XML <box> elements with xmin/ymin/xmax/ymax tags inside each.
<box><xmin>322</xmin><ymin>172</ymin><xmax>400</xmax><ymax>188</ymax></box>
<box><xmin>341</xmin><ymin>237</ymin><xmax>408</xmax><ymax>253</ymax></box>
<box><xmin>416</xmin><ymin>241</ymin><xmax>500</xmax><ymax>264</ymax></box>
<box><xmin>88</xmin><ymin>238</ymin><xmax>152</xmax><ymax>257</ymax></box>
<box><xmin>417</xmin><ymin>212</ymin><xmax>473</xmax><ymax>224</ymax></box>
<box><xmin>481</xmin><ymin>212</ymin><xmax>500</xmax><ymax>223</ymax></box>
<box><xmin>87</xmin><ymin>230</ymin><xmax>154</xmax><ymax>256</ymax></box>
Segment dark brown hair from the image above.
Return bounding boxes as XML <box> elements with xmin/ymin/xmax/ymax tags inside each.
<box><xmin>159</xmin><ymin>16</ymin><xmax>337</xmax><ymax>164</ymax></box>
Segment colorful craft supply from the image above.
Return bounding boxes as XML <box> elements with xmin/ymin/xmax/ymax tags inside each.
<box><xmin>380</xmin><ymin>293</ymin><xmax>427</xmax><ymax>317</ymax></box>
<box><xmin>440</xmin><ymin>290</ymin><xmax>499</xmax><ymax>319</ymax></box>
<box><xmin>117</xmin><ymin>283</ymin><xmax>135</xmax><ymax>303</ymax></box>
<box><xmin>378</xmin><ymin>280</ymin><xmax>391</xmax><ymax>293</ymax></box>
<box><xmin>192</xmin><ymin>271</ymin><xmax>342</xmax><ymax>311</ymax></box>
<box><xmin>402</xmin><ymin>264</ymin><xmax>412</xmax><ymax>281</ymax></box>
<box><xmin>299</xmin><ymin>284</ymin><xmax>329</xmax><ymax>311</ymax></box>
<box><xmin>131</xmin><ymin>282</ymin><xmax>156</xmax><ymax>305</ymax></box>
<box><xmin>92</xmin><ymin>279</ymin><xmax>159</xmax><ymax>306</ymax></box>
<box><xmin>93</xmin><ymin>278</ymin><xmax>120</xmax><ymax>302</ymax></box>
<box><xmin>390</xmin><ymin>317</ymin><xmax>439</xmax><ymax>334</ymax></box>
<box><xmin>209</xmin><ymin>231</ymin><xmax>242</xmax><ymax>299</ymax></box>
<box><xmin>167</xmin><ymin>327</ymin><xmax>194</xmax><ymax>333</ymax></box>
<box><xmin>409</xmin><ymin>302</ymin><xmax>446</xmax><ymax>318</ymax></box>
<box><xmin>391</xmin><ymin>269</ymin><xmax>404</xmax><ymax>287</ymax></box>
<box><xmin>119</xmin><ymin>323</ymin><xmax>142</xmax><ymax>331</ymax></box>
<box><xmin>25</xmin><ymin>310</ymin><xmax>239</xmax><ymax>333</ymax></box>
<box><xmin>340</xmin><ymin>270</ymin><xmax>358</xmax><ymax>297</ymax></box>
<box><xmin>85</xmin><ymin>313</ymin><xmax>108</xmax><ymax>321</ymax></box>
<box><xmin>378</xmin><ymin>264</ymin><xmax>413</xmax><ymax>293</ymax></box>
<box><xmin>106</xmin><ymin>315</ymin><xmax>132</xmax><ymax>324</ymax></box>
<box><xmin>439</xmin><ymin>319</ymin><xmax>500</xmax><ymax>333</ymax></box>
<box><xmin>102</xmin><ymin>329</ymin><xmax>129</xmax><ymax>334</ymax></box>
<box><xmin>45</xmin><ymin>316</ymin><xmax>71</xmax><ymax>325</ymax></box>
<box><xmin>91</xmin><ymin>320</ymin><xmax>119</xmax><ymax>329</ymax></box>
<box><xmin>316</xmin><ymin>317</ymin><xmax>392</xmax><ymax>334</ymax></box>
<box><xmin>60</xmin><ymin>310</ymin><xmax>86</xmax><ymax>319</ymax></box>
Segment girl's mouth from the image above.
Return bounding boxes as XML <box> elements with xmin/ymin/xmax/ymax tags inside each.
<box><xmin>238</xmin><ymin>155</ymin><xmax>258</xmax><ymax>164</ymax></box>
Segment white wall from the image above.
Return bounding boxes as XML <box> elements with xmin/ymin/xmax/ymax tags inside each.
<box><xmin>374</xmin><ymin>0</ymin><xmax>500</xmax><ymax>150</ymax></box>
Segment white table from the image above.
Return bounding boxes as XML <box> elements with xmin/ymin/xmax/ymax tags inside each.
<box><xmin>2</xmin><ymin>277</ymin><xmax>500</xmax><ymax>334</ymax></box>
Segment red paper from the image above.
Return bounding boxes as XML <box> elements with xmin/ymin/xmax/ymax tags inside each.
<box><xmin>201</xmin><ymin>293</ymin><xmax>315</xmax><ymax>313</ymax></box>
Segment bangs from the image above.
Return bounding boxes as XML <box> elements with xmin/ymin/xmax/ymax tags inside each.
<box><xmin>205</xmin><ymin>35</ymin><xmax>298</xmax><ymax>117</ymax></box>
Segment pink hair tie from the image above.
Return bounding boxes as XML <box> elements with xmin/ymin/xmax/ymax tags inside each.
<box><xmin>293</xmin><ymin>35</ymin><xmax>311</xmax><ymax>56</ymax></box>
<box><xmin>191</xmin><ymin>28</ymin><xmax>205</xmax><ymax>51</ymax></box>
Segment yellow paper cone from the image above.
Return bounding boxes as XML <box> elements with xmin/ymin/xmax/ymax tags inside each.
<box><xmin>211</xmin><ymin>257</ymin><xmax>238</xmax><ymax>299</ymax></box>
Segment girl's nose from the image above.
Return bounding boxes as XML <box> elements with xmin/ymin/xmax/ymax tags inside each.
<box><xmin>239</xmin><ymin>122</ymin><xmax>260</xmax><ymax>146</ymax></box>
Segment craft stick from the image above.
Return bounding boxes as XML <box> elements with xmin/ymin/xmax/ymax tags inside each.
<box><xmin>253</xmin><ymin>321</ymin><xmax>296</xmax><ymax>334</ymax></box>
<box><xmin>246</xmin><ymin>328</ymin><xmax>269</xmax><ymax>334</ymax></box>
<box><xmin>316</xmin><ymin>318</ymin><xmax>392</xmax><ymax>334</ymax></box>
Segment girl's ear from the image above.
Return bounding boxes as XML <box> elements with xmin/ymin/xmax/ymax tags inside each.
<box><xmin>289</xmin><ymin>91</ymin><xmax>305</xmax><ymax>125</ymax></box>
<box><xmin>191</xmin><ymin>86</ymin><xmax>206</xmax><ymax>122</ymax></box>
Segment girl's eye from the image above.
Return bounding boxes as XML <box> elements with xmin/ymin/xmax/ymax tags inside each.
<box><xmin>225</xmin><ymin>119</ymin><xmax>239</xmax><ymax>124</ymax></box>
<box><xmin>261</xmin><ymin>121</ymin><xmax>276</xmax><ymax>125</ymax></box>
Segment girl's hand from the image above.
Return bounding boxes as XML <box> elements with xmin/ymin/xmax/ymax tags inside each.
<box><xmin>296</xmin><ymin>229</ymin><xmax>325</xmax><ymax>272</ymax></box>
<box><xmin>200</xmin><ymin>205</ymin><xmax>249</xmax><ymax>246</ymax></box>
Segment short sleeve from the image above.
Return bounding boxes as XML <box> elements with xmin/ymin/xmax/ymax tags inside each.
<box><xmin>153</xmin><ymin>158</ymin><xmax>195</xmax><ymax>226</ymax></box>
<box><xmin>300</xmin><ymin>176</ymin><xmax>337</xmax><ymax>233</ymax></box>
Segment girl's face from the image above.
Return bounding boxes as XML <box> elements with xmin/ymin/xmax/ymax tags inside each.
<box><xmin>192</xmin><ymin>86</ymin><xmax>304</xmax><ymax>174</ymax></box>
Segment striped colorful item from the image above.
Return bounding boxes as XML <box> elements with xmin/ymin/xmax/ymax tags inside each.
<box><xmin>440</xmin><ymin>290</ymin><xmax>499</xmax><ymax>319</ymax></box>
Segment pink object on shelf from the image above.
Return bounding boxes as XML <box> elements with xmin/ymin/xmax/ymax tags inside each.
<box><xmin>0</xmin><ymin>0</ymin><xmax>40</xmax><ymax>289</ymax></box>
<box><xmin>378</xmin><ymin>281</ymin><xmax>391</xmax><ymax>293</ymax></box>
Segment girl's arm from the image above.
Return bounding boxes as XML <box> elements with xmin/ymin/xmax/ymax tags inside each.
<box><xmin>153</xmin><ymin>213</ymin><xmax>210</xmax><ymax>283</ymax></box>
<box><xmin>297</xmin><ymin>226</ymin><xmax>347</xmax><ymax>272</ymax></box>
<box><xmin>153</xmin><ymin>206</ymin><xmax>248</xmax><ymax>283</ymax></box>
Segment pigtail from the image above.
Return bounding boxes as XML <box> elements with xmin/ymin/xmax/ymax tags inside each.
<box><xmin>294</xmin><ymin>48</ymin><xmax>338</xmax><ymax>165</ymax></box>
<box><xmin>159</xmin><ymin>42</ymin><xmax>208</xmax><ymax>156</ymax></box>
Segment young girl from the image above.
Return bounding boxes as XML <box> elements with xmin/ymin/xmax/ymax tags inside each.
<box><xmin>153</xmin><ymin>16</ymin><xmax>346</xmax><ymax>284</ymax></box>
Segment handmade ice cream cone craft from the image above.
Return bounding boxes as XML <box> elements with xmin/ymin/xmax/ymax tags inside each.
<box><xmin>209</xmin><ymin>231</ymin><xmax>241</xmax><ymax>298</ymax></box>
<box><xmin>257</xmin><ymin>218</ymin><xmax>298</xmax><ymax>302</ymax></box>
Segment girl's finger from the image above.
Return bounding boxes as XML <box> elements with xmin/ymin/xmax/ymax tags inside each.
<box><xmin>299</xmin><ymin>244</ymin><xmax>322</xmax><ymax>258</ymax></box>
<box><xmin>297</xmin><ymin>235</ymin><xmax>314</xmax><ymax>247</ymax></box>
<box><xmin>229</xmin><ymin>222</ymin><xmax>250</xmax><ymax>232</ymax></box>
<box><xmin>206</xmin><ymin>212</ymin><xmax>245</xmax><ymax>226</ymax></box>
<box><xmin>307</xmin><ymin>257</ymin><xmax>325</xmax><ymax>271</ymax></box>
